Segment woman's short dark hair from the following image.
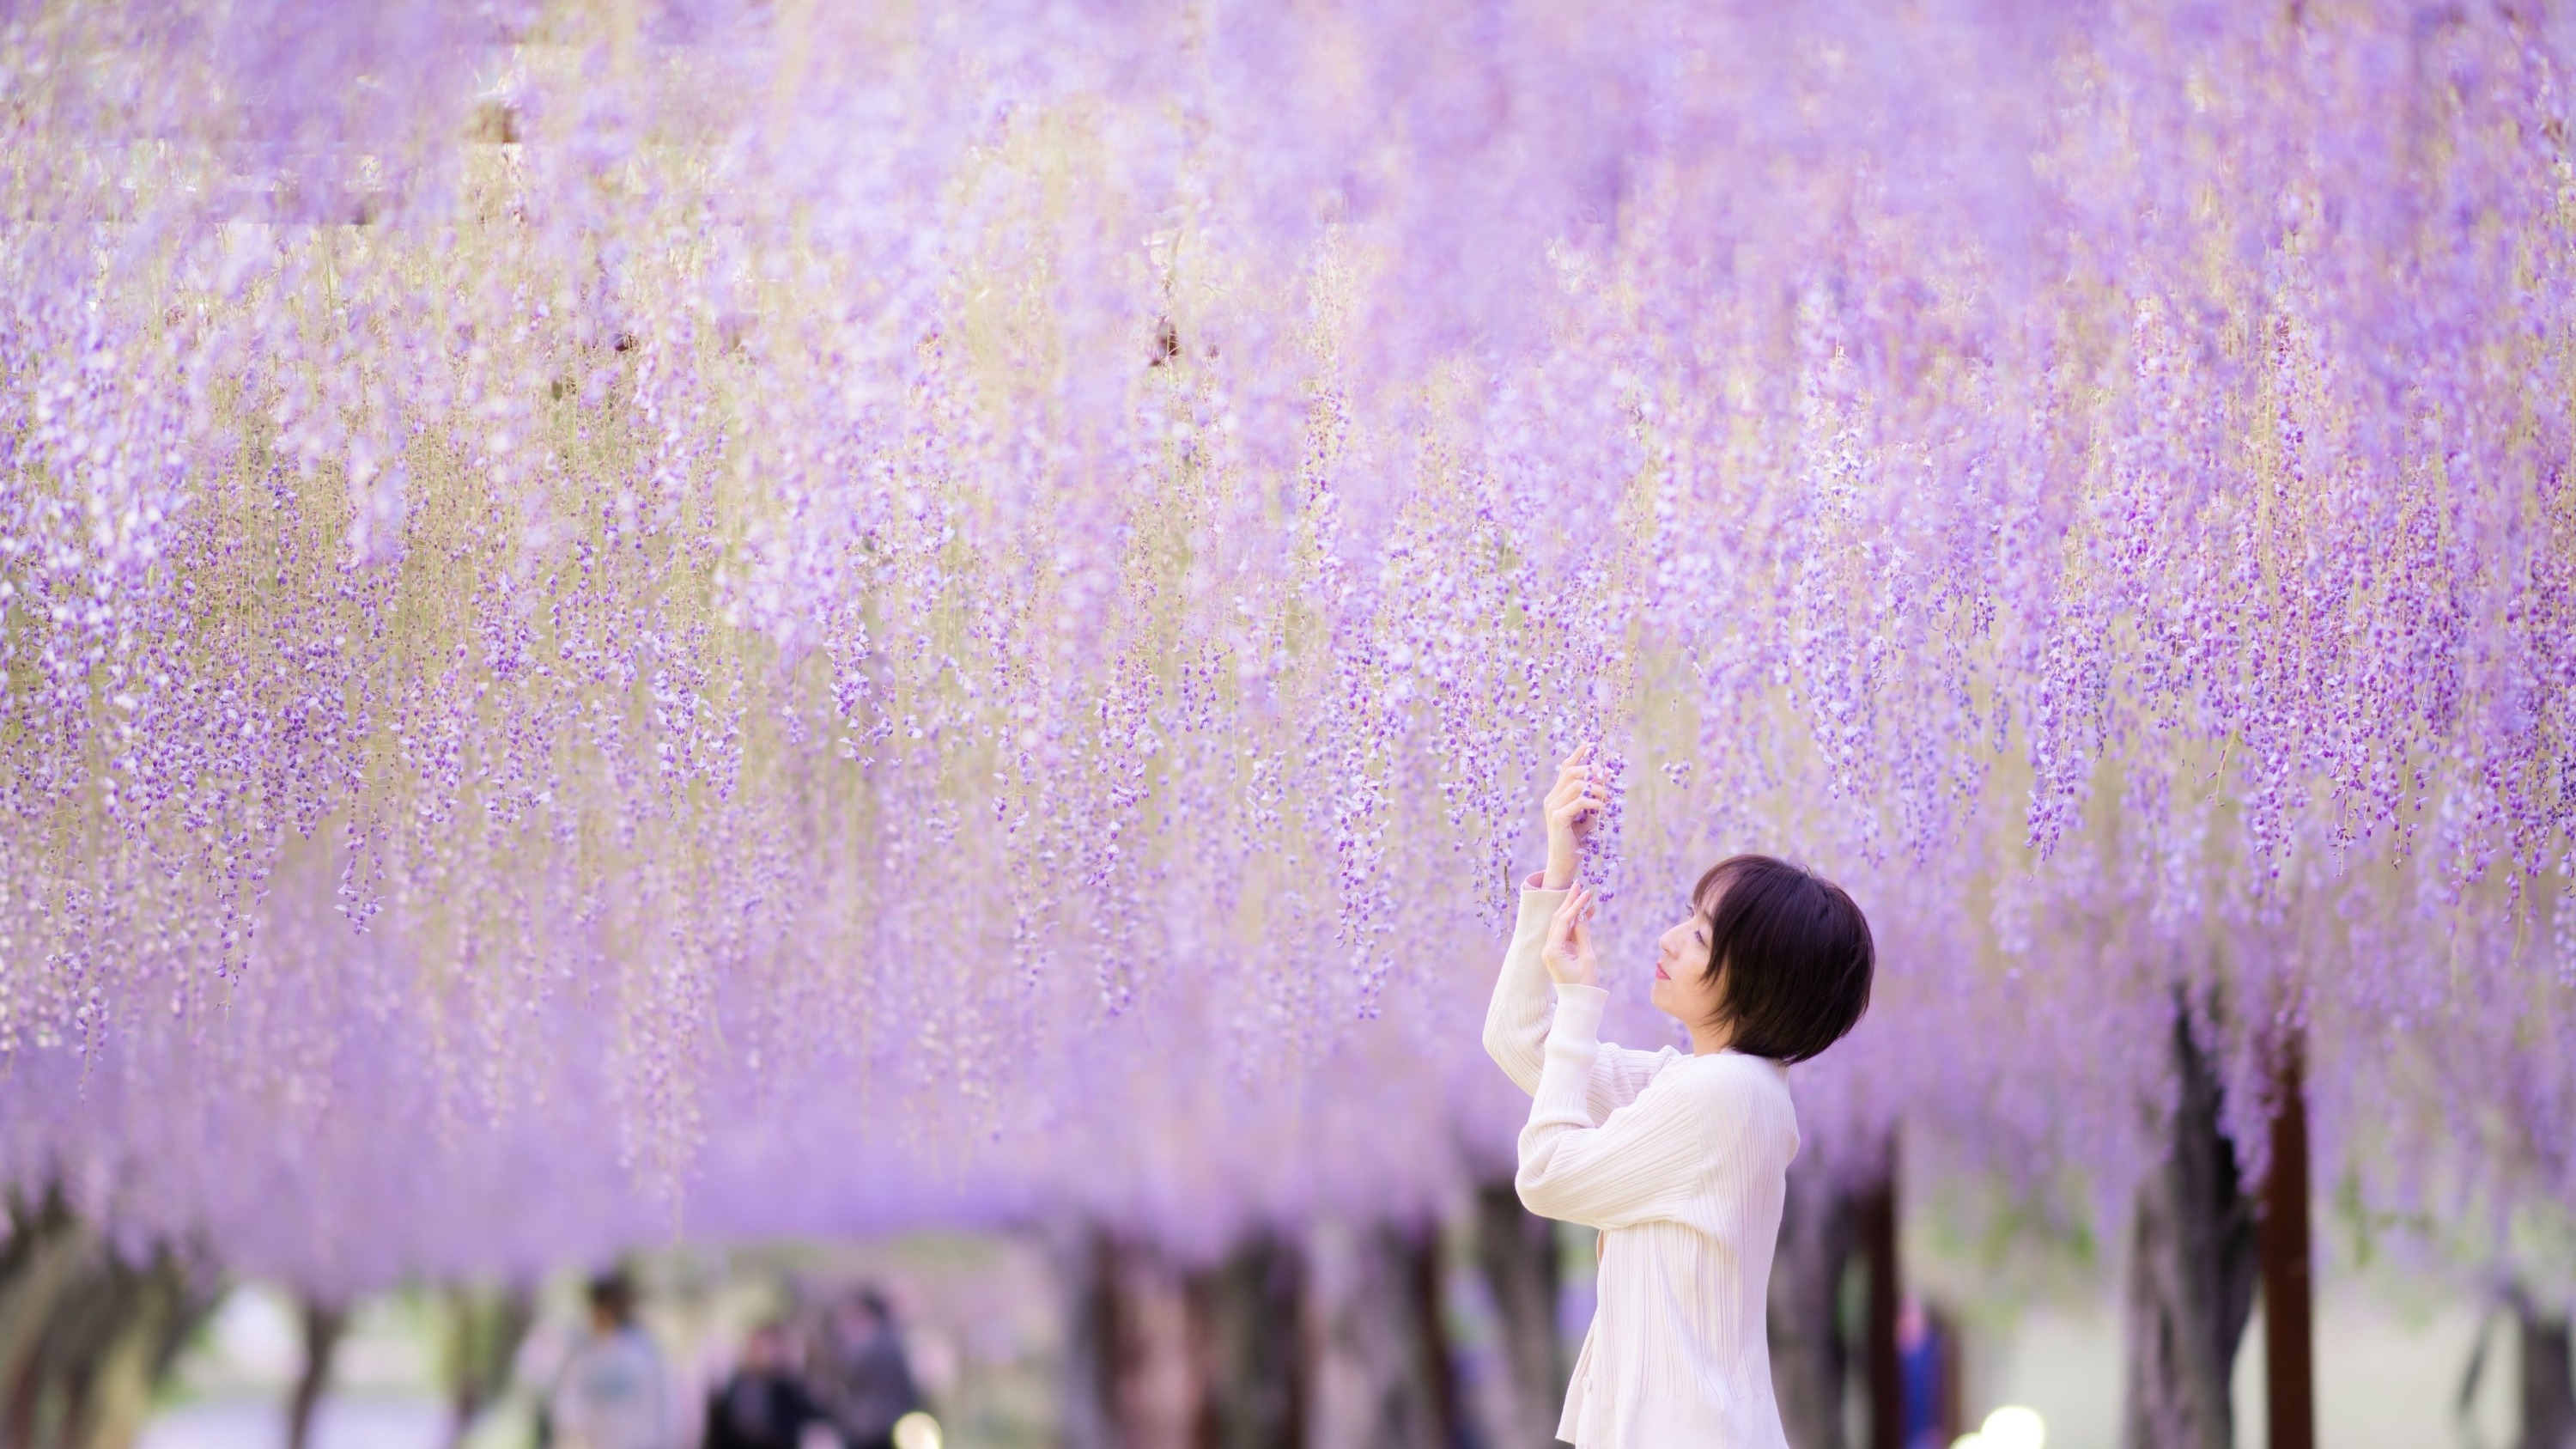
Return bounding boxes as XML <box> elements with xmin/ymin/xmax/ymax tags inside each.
<box><xmin>1692</xmin><ymin>854</ymin><xmax>1874</xmax><ymax>1062</ymax></box>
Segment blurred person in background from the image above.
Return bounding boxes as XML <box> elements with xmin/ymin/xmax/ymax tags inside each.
<box><xmin>544</xmin><ymin>1271</ymin><xmax>673</xmax><ymax>1449</ymax></box>
<box><xmin>1897</xmin><ymin>1294</ymin><xmax>1959</xmax><ymax>1449</ymax></box>
<box><xmin>704</xmin><ymin>1322</ymin><xmax>827</xmax><ymax>1449</ymax></box>
<box><xmin>809</xmin><ymin>1288</ymin><xmax>922</xmax><ymax>1449</ymax></box>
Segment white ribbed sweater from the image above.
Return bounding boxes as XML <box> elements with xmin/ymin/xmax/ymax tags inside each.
<box><xmin>1482</xmin><ymin>877</ymin><xmax>1800</xmax><ymax>1449</ymax></box>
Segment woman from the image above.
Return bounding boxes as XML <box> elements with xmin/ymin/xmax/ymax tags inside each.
<box><xmin>1483</xmin><ymin>746</ymin><xmax>1875</xmax><ymax>1448</ymax></box>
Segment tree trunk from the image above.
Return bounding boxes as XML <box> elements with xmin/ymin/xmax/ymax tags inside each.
<box><xmin>1398</xmin><ymin>1222</ymin><xmax>1461</xmax><ymax>1449</ymax></box>
<box><xmin>1051</xmin><ymin>1224</ymin><xmax>1121</xmax><ymax>1449</ymax></box>
<box><xmin>1</xmin><ymin>1190</ymin><xmax>91</xmax><ymax>1449</ymax></box>
<box><xmin>442</xmin><ymin>1285</ymin><xmax>535</xmax><ymax>1449</ymax></box>
<box><xmin>1052</xmin><ymin>1227</ymin><xmax>1201</xmax><ymax>1449</ymax></box>
<box><xmin>287</xmin><ymin>1300</ymin><xmax>348</xmax><ymax>1449</ymax></box>
<box><xmin>2257</xmin><ymin>1042</ymin><xmax>2314</xmax><ymax>1449</ymax></box>
<box><xmin>2121</xmin><ymin>1008</ymin><xmax>2257</xmax><ymax>1449</ymax></box>
<box><xmin>1189</xmin><ymin>1230</ymin><xmax>1304</xmax><ymax>1449</ymax></box>
<box><xmin>66</xmin><ymin>1261</ymin><xmax>200</xmax><ymax>1449</ymax></box>
<box><xmin>1768</xmin><ymin>1159</ymin><xmax>1858</xmax><ymax>1449</ymax></box>
<box><xmin>1472</xmin><ymin>1183</ymin><xmax>1562</xmax><ymax>1449</ymax></box>
<box><xmin>0</xmin><ymin>1190</ymin><xmax>213</xmax><ymax>1449</ymax></box>
<box><xmin>1303</xmin><ymin>1219</ymin><xmax>1457</xmax><ymax>1449</ymax></box>
<box><xmin>1856</xmin><ymin>1167</ymin><xmax>1901</xmax><ymax>1449</ymax></box>
<box><xmin>2518</xmin><ymin>1296</ymin><xmax>2576</xmax><ymax>1449</ymax></box>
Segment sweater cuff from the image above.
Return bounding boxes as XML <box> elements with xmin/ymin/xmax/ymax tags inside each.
<box><xmin>1515</xmin><ymin>874</ymin><xmax>1568</xmax><ymax>935</ymax></box>
<box><xmin>1550</xmin><ymin>983</ymin><xmax>1607</xmax><ymax>1045</ymax></box>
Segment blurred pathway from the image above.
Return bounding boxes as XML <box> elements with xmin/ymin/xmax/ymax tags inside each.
<box><xmin>138</xmin><ymin>1397</ymin><xmax>449</xmax><ymax>1449</ymax></box>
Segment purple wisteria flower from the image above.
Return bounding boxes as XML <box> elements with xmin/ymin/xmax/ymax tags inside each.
<box><xmin>0</xmin><ymin>0</ymin><xmax>2566</xmax><ymax>1290</ymax></box>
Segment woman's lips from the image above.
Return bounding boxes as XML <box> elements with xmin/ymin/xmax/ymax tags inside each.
<box><xmin>1654</xmin><ymin>960</ymin><xmax>1670</xmax><ymax>980</ymax></box>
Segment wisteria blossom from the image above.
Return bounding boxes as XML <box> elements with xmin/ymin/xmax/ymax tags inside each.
<box><xmin>0</xmin><ymin>0</ymin><xmax>2569</xmax><ymax>1292</ymax></box>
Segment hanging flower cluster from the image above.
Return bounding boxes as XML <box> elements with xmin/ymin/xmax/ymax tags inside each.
<box><xmin>0</xmin><ymin>0</ymin><xmax>2569</xmax><ymax>1290</ymax></box>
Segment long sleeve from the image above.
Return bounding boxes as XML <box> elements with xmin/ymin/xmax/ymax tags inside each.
<box><xmin>1515</xmin><ymin>986</ymin><xmax>1713</xmax><ymax>1229</ymax></box>
<box><xmin>1481</xmin><ymin>875</ymin><xmax>1570</xmax><ymax>1094</ymax></box>
<box><xmin>1483</xmin><ymin>874</ymin><xmax>1679</xmax><ymax>1114</ymax></box>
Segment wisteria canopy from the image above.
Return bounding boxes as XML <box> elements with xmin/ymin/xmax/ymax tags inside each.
<box><xmin>1</xmin><ymin>0</ymin><xmax>2572</xmax><ymax>1292</ymax></box>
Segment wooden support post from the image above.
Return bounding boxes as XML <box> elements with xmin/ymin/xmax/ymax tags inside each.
<box><xmin>1858</xmin><ymin>1150</ymin><xmax>1902</xmax><ymax>1449</ymax></box>
<box><xmin>2258</xmin><ymin>1041</ymin><xmax>2315</xmax><ymax>1449</ymax></box>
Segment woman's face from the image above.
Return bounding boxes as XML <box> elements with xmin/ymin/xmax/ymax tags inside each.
<box><xmin>1649</xmin><ymin>892</ymin><xmax>1728</xmax><ymax>1038</ymax></box>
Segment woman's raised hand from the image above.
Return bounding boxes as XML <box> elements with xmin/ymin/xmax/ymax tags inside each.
<box><xmin>1540</xmin><ymin>744</ymin><xmax>1607</xmax><ymax>890</ymax></box>
<box><xmin>1541</xmin><ymin>886</ymin><xmax>1602</xmax><ymax>989</ymax></box>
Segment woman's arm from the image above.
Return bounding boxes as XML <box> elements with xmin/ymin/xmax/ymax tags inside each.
<box><xmin>1482</xmin><ymin>874</ymin><xmax>1569</xmax><ymax>1095</ymax></box>
<box><xmin>1485</xmin><ymin>874</ymin><xmax>1675</xmax><ymax>1101</ymax></box>
<box><xmin>1489</xmin><ymin>747</ymin><xmax>1670</xmax><ymax>1099</ymax></box>
<box><xmin>1496</xmin><ymin>880</ymin><xmax>1681</xmax><ymax>1110</ymax></box>
<box><xmin>1515</xmin><ymin>985</ymin><xmax>1710</xmax><ymax>1227</ymax></box>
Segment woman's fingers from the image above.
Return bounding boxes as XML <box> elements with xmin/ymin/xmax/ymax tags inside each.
<box><xmin>1548</xmin><ymin>746</ymin><xmax>1595</xmax><ymax>788</ymax></box>
<box><xmin>1545</xmin><ymin>748</ymin><xmax>1608</xmax><ymax>816</ymax></box>
<box><xmin>1564</xmin><ymin>888</ymin><xmax>1596</xmax><ymax>962</ymax></box>
<box><xmin>1548</xmin><ymin>898</ymin><xmax>1583</xmax><ymax>947</ymax></box>
<box><xmin>1543</xmin><ymin>886</ymin><xmax>1601</xmax><ymax>983</ymax></box>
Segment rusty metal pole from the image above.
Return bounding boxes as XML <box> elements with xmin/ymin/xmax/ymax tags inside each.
<box><xmin>2258</xmin><ymin>1040</ymin><xmax>2315</xmax><ymax>1449</ymax></box>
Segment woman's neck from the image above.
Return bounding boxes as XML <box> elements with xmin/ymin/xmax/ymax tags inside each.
<box><xmin>1689</xmin><ymin>1019</ymin><xmax>1735</xmax><ymax>1056</ymax></box>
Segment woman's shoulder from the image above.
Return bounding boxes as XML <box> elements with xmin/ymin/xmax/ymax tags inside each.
<box><xmin>1665</xmin><ymin>1050</ymin><xmax>1798</xmax><ymax>1117</ymax></box>
<box><xmin>1618</xmin><ymin>1055</ymin><xmax>1798</xmax><ymax>1172</ymax></box>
